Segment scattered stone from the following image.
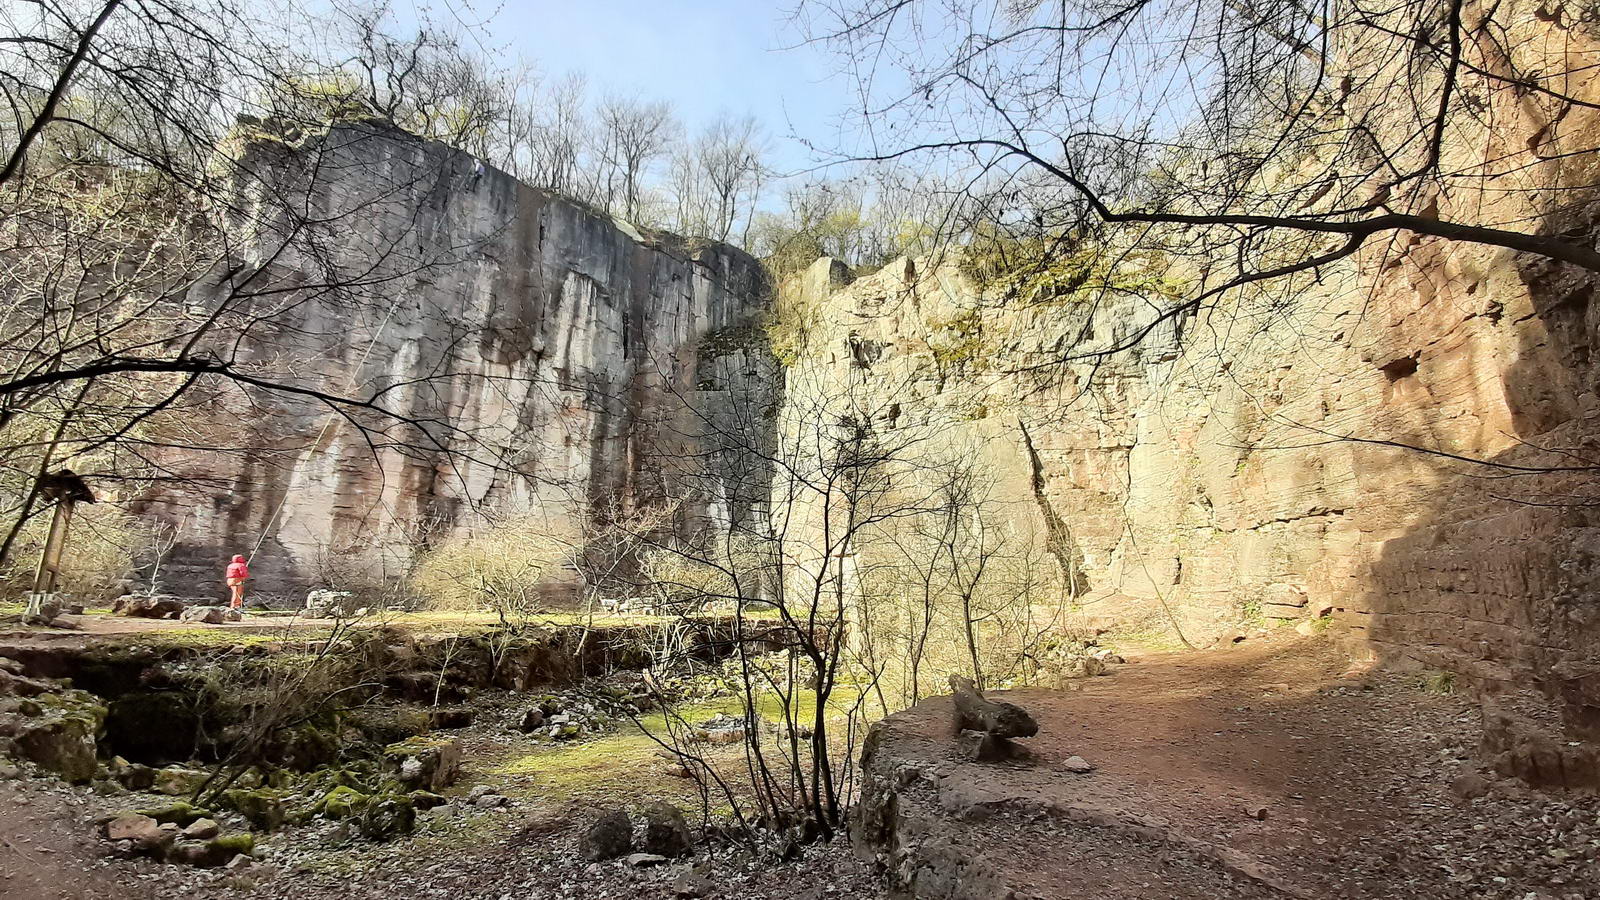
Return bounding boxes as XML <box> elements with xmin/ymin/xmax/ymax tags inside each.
<box><xmin>104</xmin><ymin>813</ymin><xmax>170</xmax><ymax>852</ymax></box>
<box><xmin>182</xmin><ymin>817</ymin><xmax>220</xmax><ymax>840</ymax></box>
<box><xmin>627</xmin><ymin>852</ymin><xmax>669</xmax><ymax>868</ymax></box>
<box><xmin>1063</xmin><ymin>755</ymin><xmax>1095</xmax><ymax>773</ymax></box>
<box><xmin>384</xmin><ymin>736</ymin><xmax>462</xmax><ymax>791</ymax></box>
<box><xmin>1452</xmin><ymin>772</ymin><xmax>1491</xmax><ymax>799</ymax></box>
<box><xmin>581</xmin><ymin>808</ymin><xmax>633</xmax><ymax>861</ymax></box>
<box><xmin>468</xmin><ymin>785</ymin><xmax>509</xmax><ymax>809</ymax></box>
<box><xmin>180</xmin><ymin>605</ymin><xmax>230</xmax><ymax>624</ymax></box>
<box><xmin>518</xmin><ymin>708</ymin><xmax>546</xmax><ymax>732</ymax></box>
<box><xmin>672</xmin><ymin>866</ymin><xmax>715</xmax><ymax>898</ymax></box>
<box><xmin>1247</xmin><ymin>805</ymin><xmax>1269</xmax><ymax>820</ymax></box>
<box><xmin>642</xmin><ymin>801</ymin><xmax>691</xmax><ymax>857</ymax></box>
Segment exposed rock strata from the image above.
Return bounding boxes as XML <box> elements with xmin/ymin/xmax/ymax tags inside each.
<box><xmin>135</xmin><ymin>124</ymin><xmax>769</xmax><ymax>601</ymax></box>
<box><xmin>783</xmin><ymin>0</ymin><xmax>1600</xmax><ymax>767</ymax></box>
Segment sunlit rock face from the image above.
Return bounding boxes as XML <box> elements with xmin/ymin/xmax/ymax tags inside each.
<box><xmin>772</xmin><ymin>0</ymin><xmax>1600</xmax><ymax>780</ymax></box>
<box><xmin>787</xmin><ymin>227</ymin><xmax>1600</xmax><ymax>777</ymax></box>
<box><xmin>135</xmin><ymin>124</ymin><xmax>768</xmax><ymax>603</ymax></box>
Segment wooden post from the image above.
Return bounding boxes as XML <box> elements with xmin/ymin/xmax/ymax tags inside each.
<box><xmin>23</xmin><ymin>470</ymin><xmax>94</xmax><ymax>620</ymax></box>
<box><xmin>31</xmin><ymin>497</ymin><xmax>75</xmax><ymax>595</ymax></box>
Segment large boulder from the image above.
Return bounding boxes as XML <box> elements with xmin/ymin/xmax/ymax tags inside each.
<box><xmin>111</xmin><ymin>595</ymin><xmax>184</xmax><ymax>618</ymax></box>
<box><xmin>179</xmin><ymin>606</ymin><xmax>240</xmax><ymax>625</ymax></box>
<box><xmin>5</xmin><ymin>690</ymin><xmax>106</xmax><ymax>784</ymax></box>
<box><xmin>641</xmin><ymin>801</ymin><xmax>691</xmax><ymax>857</ymax></box>
<box><xmin>383</xmin><ymin>736</ymin><xmax>461</xmax><ymax>792</ymax></box>
<box><xmin>152</xmin><ymin>766</ymin><xmax>210</xmax><ymax>797</ymax></box>
<box><xmin>581</xmin><ymin>808</ymin><xmax>634</xmax><ymax>861</ymax></box>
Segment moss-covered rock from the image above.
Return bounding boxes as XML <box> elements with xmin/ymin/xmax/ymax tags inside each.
<box><xmin>135</xmin><ymin>801</ymin><xmax>213</xmax><ymax>825</ymax></box>
<box><xmin>357</xmin><ymin>794</ymin><xmax>415</xmax><ymax>840</ymax></box>
<box><xmin>153</xmin><ymin>765</ymin><xmax>209</xmax><ymax>796</ymax></box>
<box><xmin>341</xmin><ymin>706</ymin><xmax>431</xmax><ymax>746</ymax></box>
<box><xmin>317</xmin><ymin>785</ymin><xmax>369</xmax><ymax>819</ymax></box>
<box><xmin>11</xmin><ymin>690</ymin><xmax>105</xmax><ymax>784</ymax></box>
<box><xmin>211</xmin><ymin>832</ymin><xmax>255</xmax><ymax>856</ymax></box>
<box><xmin>262</xmin><ymin>722</ymin><xmax>340</xmax><ymax>771</ymax></box>
<box><xmin>408</xmin><ymin>790</ymin><xmax>447</xmax><ymax>810</ymax></box>
<box><xmin>382</xmin><ymin>735</ymin><xmax>461</xmax><ymax>791</ymax></box>
<box><xmin>168</xmin><ymin>831</ymin><xmax>255</xmax><ymax>868</ymax></box>
<box><xmin>222</xmin><ymin>787</ymin><xmax>289</xmax><ymax>830</ymax></box>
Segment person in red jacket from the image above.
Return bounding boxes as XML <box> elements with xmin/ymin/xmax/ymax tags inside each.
<box><xmin>225</xmin><ymin>554</ymin><xmax>249</xmax><ymax>609</ymax></box>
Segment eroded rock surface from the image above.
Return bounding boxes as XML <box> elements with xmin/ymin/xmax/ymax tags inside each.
<box><xmin>134</xmin><ymin>123</ymin><xmax>771</xmax><ymax>603</ymax></box>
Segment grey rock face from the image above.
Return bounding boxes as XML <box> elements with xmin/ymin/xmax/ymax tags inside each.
<box><xmin>135</xmin><ymin>124</ymin><xmax>769</xmax><ymax>600</ymax></box>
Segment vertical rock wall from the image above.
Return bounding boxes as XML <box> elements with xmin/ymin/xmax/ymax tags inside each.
<box><xmin>775</xmin><ymin>0</ymin><xmax>1600</xmax><ymax>782</ymax></box>
<box><xmin>136</xmin><ymin>124</ymin><xmax>768</xmax><ymax>601</ymax></box>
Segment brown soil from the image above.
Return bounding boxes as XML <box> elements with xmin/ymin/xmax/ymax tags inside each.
<box><xmin>866</xmin><ymin>632</ymin><xmax>1600</xmax><ymax>899</ymax></box>
<box><xmin>0</xmin><ymin>777</ymin><xmax>153</xmax><ymax>900</ymax></box>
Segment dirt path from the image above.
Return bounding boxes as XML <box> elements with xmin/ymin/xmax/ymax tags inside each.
<box><xmin>0</xmin><ymin>777</ymin><xmax>154</xmax><ymax>900</ymax></box>
<box><xmin>864</xmin><ymin>632</ymin><xmax>1600</xmax><ymax>899</ymax></box>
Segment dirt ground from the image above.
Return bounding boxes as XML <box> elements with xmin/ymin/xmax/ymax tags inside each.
<box><xmin>5</xmin><ymin>630</ymin><xmax>1597</xmax><ymax>899</ymax></box>
<box><xmin>868</xmin><ymin>632</ymin><xmax>1600</xmax><ymax>899</ymax></box>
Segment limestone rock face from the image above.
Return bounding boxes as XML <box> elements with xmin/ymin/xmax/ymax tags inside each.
<box><xmin>788</xmin><ymin>232</ymin><xmax>1600</xmax><ymax>754</ymax></box>
<box><xmin>779</xmin><ymin>4</ymin><xmax>1600</xmax><ymax>765</ymax></box>
<box><xmin>134</xmin><ymin>124</ymin><xmax>768</xmax><ymax>602</ymax></box>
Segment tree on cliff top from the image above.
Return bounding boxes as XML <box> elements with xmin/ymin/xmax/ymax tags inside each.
<box><xmin>796</xmin><ymin>0</ymin><xmax>1600</xmax><ymax>361</ymax></box>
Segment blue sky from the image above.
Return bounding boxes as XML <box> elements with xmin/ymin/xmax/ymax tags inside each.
<box><xmin>473</xmin><ymin>0</ymin><xmax>856</xmax><ymax>176</ymax></box>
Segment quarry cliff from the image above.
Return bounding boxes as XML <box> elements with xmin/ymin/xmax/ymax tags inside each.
<box><xmin>135</xmin><ymin>123</ymin><xmax>770</xmax><ymax>601</ymax></box>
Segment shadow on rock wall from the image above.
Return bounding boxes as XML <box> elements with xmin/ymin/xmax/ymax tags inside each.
<box><xmin>1365</xmin><ymin>242</ymin><xmax>1600</xmax><ymax>790</ymax></box>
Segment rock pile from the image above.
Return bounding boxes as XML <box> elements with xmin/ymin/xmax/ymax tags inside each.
<box><xmin>110</xmin><ymin>594</ymin><xmax>186</xmax><ymax>618</ymax></box>
<box><xmin>101</xmin><ymin>809</ymin><xmax>256</xmax><ymax>868</ymax></box>
<box><xmin>514</xmin><ymin>691</ymin><xmax>623</xmax><ymax>741</ymax></box>
<box><xmin>302</xmin><ymin>589</ymin><xmax>358</xmax><ymax>618</ymax></box>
